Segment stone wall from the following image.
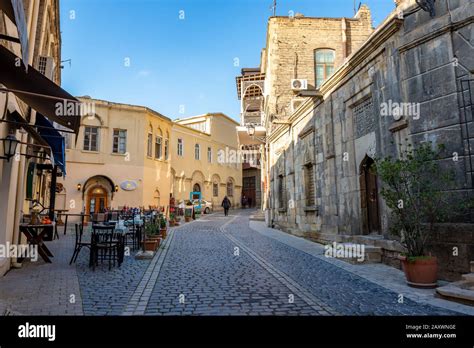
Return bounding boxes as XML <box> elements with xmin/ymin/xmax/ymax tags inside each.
<box><xmin>268</xmin><ymin>0</ymin><xmax>474</xmax><ymax>280</ymax></box>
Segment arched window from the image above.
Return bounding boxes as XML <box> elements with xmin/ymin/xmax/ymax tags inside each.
<box><xmin>155</xmin><ymin>129</ymin><xmax>163</xmax><ymax>159</ymax></box>
<box><xmin>193</xmin><ymin>183</ymin><xmax>201</xmax><ymax>192</ymax></box>
<box><xmin>227</xmin><ymin>181</ymin><xmax>234</xmax><ymax>197</ymax></box>
<box><xmin>164</xmin><ymin>131</ymin><xmax>170</xmax><ymax>160</ymax></box>
<box><xmin>195</xmin><ymin>144</ymin><xmax>200</xmax><ymax>160</ymax></box>
<box><xmin>314</xmin><ymin>49</ymin><xmax>335</xmax><ymax>88</ymax></box>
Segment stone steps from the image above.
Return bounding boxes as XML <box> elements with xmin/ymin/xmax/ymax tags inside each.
<box><xmin>436</xmin><ymin>261</ymin><xmax>474</xmax><ymax>306</ymax></box>
<box><xmin>249</xmin><ymin>210</ymin><xmax>265</xmax><ymax>222</ymax></box>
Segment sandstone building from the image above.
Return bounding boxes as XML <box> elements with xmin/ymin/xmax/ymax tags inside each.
<box><xmin>58</xmin><ymin>99</ymin><xmax>242</xmax><ymax>219</ymax></box>
<box><xmin>240</xmin><ymin>0</ymin><xmax>474</xmax><ymax>280</ymax></box>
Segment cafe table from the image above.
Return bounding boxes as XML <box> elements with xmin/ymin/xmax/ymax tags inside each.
<box><xmin>19</xmin><ymin>223</ymin><xmax>54</xmax><ymax>263</ymax></box>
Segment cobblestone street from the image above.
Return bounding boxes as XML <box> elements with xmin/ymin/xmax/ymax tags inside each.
<box><xmin>1</xmin><ymin>209</ymin><xmax>473</xmax><ymax>316</ymax></box>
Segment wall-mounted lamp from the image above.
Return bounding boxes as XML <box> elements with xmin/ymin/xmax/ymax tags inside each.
<box><xmin>0</xmin><ymin>134</ymin><xmax>19</xmax><ymax>162</ymax></box>
<box><xmin>77</xmin><ymin>183</ymin><xmax>82</xmax><ymax>191</ymax></box>
<box><xmin>115</xmin><ymin>185</ymin><xmax>119</xmax><ymax>192</ymax></box>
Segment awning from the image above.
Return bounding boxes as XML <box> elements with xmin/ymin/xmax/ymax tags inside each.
<box><xmin>0</xmin><ymin>44</ymin><xmax>81</xmax><ymax>134</ymax></box>
<box><xmin>35</xmin><ymin>114</ymin><xmax>66</xmax><ymax>175</ymax></box>
<box><xmin>6</xmin><ymin>110</ymin><xmax>53</xmax><ymax>163</ymax></box>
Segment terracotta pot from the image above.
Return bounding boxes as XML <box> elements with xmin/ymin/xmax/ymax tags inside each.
<box><xmin>144</xmin><ymin>240</ymin><xmax>158</xmax><ymax>251</ymax></box>
<box><xmin>185</xmin><ymin>216</ymin><xmax>192</xmax><ymax>222</ymax></box>
<box><xmin>399</xmin><ymin>255</ymin><xmax>438</xmax><ymax>288</ymax></box>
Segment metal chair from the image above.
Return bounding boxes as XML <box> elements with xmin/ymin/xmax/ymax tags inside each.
<box><xmin>70</xmin><ymin>223</ymin><xmax>91</xmax><ymax>264</ymax></box>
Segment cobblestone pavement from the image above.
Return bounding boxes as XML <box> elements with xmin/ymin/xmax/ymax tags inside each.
<box><xmin>0</xmin><ymin>210</ymin><xmax>467</xmax><ymax>316</ymax></box>
<box><xmin>141</xmin><ymin>211</ymin><xmax>457</xmax><ymax>316</ymax></box>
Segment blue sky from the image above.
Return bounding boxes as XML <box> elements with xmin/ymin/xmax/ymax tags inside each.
<box><xmin>60</xmin><ymin>0</ymin><xmax>395</xmax><ymax>121</ymax></box>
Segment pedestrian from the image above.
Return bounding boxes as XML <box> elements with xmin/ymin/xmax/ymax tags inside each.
<box><xmin>221</xmin><ymin>196</ymin><xmax>231</xmax><ymax>216</ymax></box>
<box><xmin>241</xmin><ymin>195</ymin><xmax>247</xmax><ymax>209</ymax></box>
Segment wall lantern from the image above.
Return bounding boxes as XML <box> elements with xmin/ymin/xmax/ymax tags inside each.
<box><xmin>247</xmin><ymin>124</ymin><xmax>256</xmax><ymax>137</ymax></box>
<box><xmin>0</xmin><ymin>134</ymin><xmax>19</xmax><ymax>162</ymax></box>
<box><xmin>115</xmin><ymin>185</ymin><xmax>119</xmax><ymax>192</ymax></box>
<box><xmin>77</xmin><ymin>183</ymin><xmax>82</xmax><ymax>191</ymax></box>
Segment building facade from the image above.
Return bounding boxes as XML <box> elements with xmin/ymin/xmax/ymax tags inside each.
<box><xmin>0</xmin><ymin>0</ymin><xmax>79</xmax><ymax>276</ymax></box>
<box><xmin>172</xmin><ymin>113</ymin><xmax>242</xmax><ymax>209</ymax></box>
<box><xmin>59</xmin><ymin>105</ymin><xmax>242</xmax><ymax>219</ymax></box>
<box><xmin>255</xmin><ymin>0</ymin><xmax>474</xmax><ymax>280</ymax></box>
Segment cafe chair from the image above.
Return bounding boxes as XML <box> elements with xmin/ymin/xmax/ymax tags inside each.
<box><xmin>91</xmin><ymin>225</ymin><xmax>124</xmax><ymax>271</ymax></box>
<box><xmin>70</xmin><ymin>223</ymin><xmax>91</xmax><ymax>264</ymax></box>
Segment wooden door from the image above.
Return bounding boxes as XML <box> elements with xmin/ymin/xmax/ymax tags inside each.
<box><xmin>243</xmin><ymin>176</ymin><xmax>256</xmax><ymax>207</ymax></box>
<box><xmin>365</xmin><ymin>161</ymin><xmax>381</xmax><ymax>233</ymax></box>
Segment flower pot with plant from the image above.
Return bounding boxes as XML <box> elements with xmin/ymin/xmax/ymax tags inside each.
<box><xmin>376</xmin><ymin>142</ymin><xmax>472</xmax><ymax>288</ymax></box>
<box><xmin>144</xmin><ymin>223</ymin><xmax>161</xmax><ymax>251</ymax></box>
<box><xmin>184</xmin><ymin>208</ymin><xmax>193</xmax><ymax>222</ymax></box>
<box><xmin>159</xmin><ymin>216</ymin><xmax>167</xmax><ymax>239</ymax></box>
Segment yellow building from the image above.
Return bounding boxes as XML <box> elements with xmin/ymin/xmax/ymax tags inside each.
<box><xmin>172</xmin><ymin>113</ymin><xmax>242</xmax><ymax>209</ymax></box>
<box><xmin>1</xmin><ymin>0</ymin><xmax>81</xmax><ymax>275</ymax></box>
<box><xmin>59</xmin><ymin>103</ymin><xmax>242</xmax><ymax>219</ymax></box>
<box><xmin>59</xmin><ymin>97</ymin><xmax>173</xmax><ymax>218</ymax></box>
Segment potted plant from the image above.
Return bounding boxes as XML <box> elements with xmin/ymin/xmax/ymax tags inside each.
<box><xmin>159</xmin><ymin>216</ymin><xmax>167</xmax><ymax>239</ymax></box>
<box><xmin>376</xmin><ymin>142</ymin><xmax>470</xmax><ymax>288</ymax></box>
<box><xmin>169</xmin><ymin>212</ymin><xmax>175</xmax><ymax>227</ymax></box>
<box><xmin>184</xmin><ymin>207</ymin><xmax>193</xmax><ymax>222</ymax></box>
<box><xmin>144</xmin><ymin>223</ymin><xmax>161</xmax><ymax>251</ymax></box>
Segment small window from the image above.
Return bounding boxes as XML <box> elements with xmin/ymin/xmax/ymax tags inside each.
<box><xmin>213</xmin><ymin>183</ymin><xmax>218</xmax><ymax>197</ymax></box>
<box><xmin>227</xmin><ymin>181</ymin><xmax>233</xmax><ymax>197</ymax></box>
<box><xmin>177</xmin><ymin>138</ymin><xmax>183</xmax><ymax>156</ymax></box>
<box><xmin>155</xmin><ymin>136</ymin><xmax>162</xmax><ymax>159</ymax></box>
<box><xmin>164</xmin><ymin>139</ymin><xmax>169</xmax><ymax>160</ymax></box>
<box><xmin>315</xmin><ymin>49</ymin><xmax>335</xmax><ymax>88</ymax></box>
<box><xmin>207</xmin><ymin>147</ymin><xmax>212</xmax><ymax>163</ymax></box>
<box><xmin>83</xmin><ymin>126</ymin><xmax>99</xmax><ymax>151</ymax></box>
<box><xmin>305</xmin><ymin>164</ymin><xmax>315</xmax><ymax>206</ymax></box>
<box><xmin>113</xmin><ymin>129</ymin><xmax>127</xmax><ymax>154</ymax></box>
<box><xmin>195</xmin><ymin>144</ymin><xmax>200</xmax><ymax>160</ymax></box>
<box><xmin>146</xmin><ymin>133</ymin><xmax>153</xmax><ymax>157</ymax></box>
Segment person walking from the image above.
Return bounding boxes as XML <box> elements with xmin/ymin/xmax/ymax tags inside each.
<box><xmin>221</xmin><ymin>196</ymin><xmax>231</xmax><ymax>216</ymax></box>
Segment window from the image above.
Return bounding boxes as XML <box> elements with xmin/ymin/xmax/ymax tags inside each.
<box><xmin>195</xmin><ymin>144</ymin><xmax>200</xmax><ymax>160</ymax></box>
<box><xmin>113</xmin><ymin>129</ymin><xmax>127</xmax><ymax>154</ymax></box>
<box><xmin>305</xmin><ymin>164</ymin><xmax>315</xmax><ymax>206</ymax></box>
<box><xmin>207</xmin><ymin>147</ymin><xmax>212</xmax><ymax>163</ymax></box>
<box><xmin>315</xmin><ymin>49</ymin><xmax>335</xmax><ymax>88</ymax></box>
<box><xmin>227</xmin><ymin>181</ymin><xmax>233</xmax><ymax>197</ymax></box>
<box><xmin>155</xmin><ymin>136</ymin><xmax>162</xmax><ymax>159</ymax></box>
<box><xmin>83</xmin><ymin>126</ymin><xmax>99</xmax><ymax>151</ymax></box>
<box><xmin>278</xmin><ymin>175</ymin><xmax>285</xmax><ymax>209</ymax></box>
<box><xmin>147</xmin><ymin>133</ymin><xmax>153</xmax><ymax>157</ymax></box>
<box><xmin>177</xmin><ymin>138</ymin><xmax>183</xmax><ymax>156</ymax></box>
<box><xmin>164</xmin><ymin>139</ymin><xmax>169</xmax><ymax>160</ymax></box>
<box><xmin>213</xmin><ymin>183</ymin><xmax>218</xmax><ymax>197</ymax></box>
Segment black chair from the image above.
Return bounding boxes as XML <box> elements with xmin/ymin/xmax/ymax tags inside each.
<box><xmin>90</xmin><ymin>225</ymin><xmax>124</xmax><ymax>271</ymax></box>
<box><xmin>70</xmin><ymin>223</ymin><xmax>91</xmax><ymax>264</ymax></box>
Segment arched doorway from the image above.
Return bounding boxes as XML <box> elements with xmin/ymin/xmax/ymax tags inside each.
<box><xmin>86</xmin><ymin>185</ymin><xmax>109</xmax><ymax>215</ymax></box>
<box><xmin>359</xmin><ymin>155</ymin><xmax>381</xmax><ymax>234</ymax></box>
<box><xmin>192</xmin><ymin>183</ymin><xmax>201</xmax><ymax>200</ymax></box>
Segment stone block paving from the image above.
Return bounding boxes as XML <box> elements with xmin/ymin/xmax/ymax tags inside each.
<box><xmin>0</xmin><ymin>233</ymin><xmax>83</xmax><ymax>315</ymax></box>
<box><xmin>226</xmin><ymin>212</ymin><xmax>456</xmax><ymax>316</ymax></box>
<box><xmin>144</xmin><ymin>216</ymin><xmax>325</xmax><ymax>315</ymax></box>
<box><xmin>75</xmin><ymin>238</ymin><xmax>151</xmax><ymax>316</ymax></box>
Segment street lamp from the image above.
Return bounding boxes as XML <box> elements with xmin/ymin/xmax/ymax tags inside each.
<box><xmin>1</xmin><ymin>134</ymin><xmax>19</xmax><ymax>162</ymax></box>
<box><xmin>77</xmin><ymin>183</ymin><xmax>82</xmax><ymax>191</ymax></box>
<box><xmin>247</xmin><ymin>124</ymin><xmax>256</xmax><ymax>137</ymax></box>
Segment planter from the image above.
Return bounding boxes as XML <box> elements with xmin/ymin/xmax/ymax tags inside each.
<box><xmin>144</xmin><ymin>239</ymin><xmax>158</xmax><ymax>251</ymax></box>
<box><xmin>185</xmin><ymin>216</ymin><xmax>192</xmax><ymax>222</ymax></box>
<box><xmin>399</xmin><ymin>255</ymin><xmax>438</xmax><ymax>288</ymax></box>
<box><xmin>160</xmin><ymin>228</ymin><xmax>167</xmax><ymax>239</ymax></box>
<box><xmin>169</xmin><ymin>220</ymin><xmax>175</xmax><ymax>227</ymax></box>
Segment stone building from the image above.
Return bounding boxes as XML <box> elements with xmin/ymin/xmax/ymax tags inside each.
<box><xmin>261</xmin><ymin>0</ymin><xmax>474</xmax><ymax>280</ymax></box>
<box><xmin>0</xmin><ymin>0</ymin><xmax>80</xmax><ymax>276</ymax></box>
<box><xmin>59</xmin><ymin>105</ymin><xmax>242</xmax><ymax>219</ymax></box>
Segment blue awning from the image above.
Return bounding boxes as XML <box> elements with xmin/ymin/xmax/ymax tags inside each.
<box><xmin>35</xmin><ymin>114</ymin><xmax>66</xmax><ymax>175</ymax></box>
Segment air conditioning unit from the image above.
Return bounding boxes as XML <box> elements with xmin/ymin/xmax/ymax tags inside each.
<box><xmin>37</xmin><ymin>56</ymin><xmax>55</xmax><ymax>80</ymax></box>
<box><xmin>291</xmin><ymin>79</ymin><xmax>308</xmax><ymax>91</ymax></box>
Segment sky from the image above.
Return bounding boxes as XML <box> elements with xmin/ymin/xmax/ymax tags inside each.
<box><xmin>60</xmin><ymin>0</ymin><xmax>395</xmax><ymax>122</ymax></box>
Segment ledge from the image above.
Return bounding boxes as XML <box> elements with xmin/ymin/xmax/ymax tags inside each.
<box><xmin>278</xmin><ymin>208</ymin><xmax>287</xmax><ymax>213</ymax></box>
<box><xmin>389</xmin><ymin>119</ymin><xmax>409</xmax><ymax>133</ymax></box>
<box><xmin>304</xmin><ymin>206</ymin><xmax>318</xmax><ymax>213</ymax></box>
